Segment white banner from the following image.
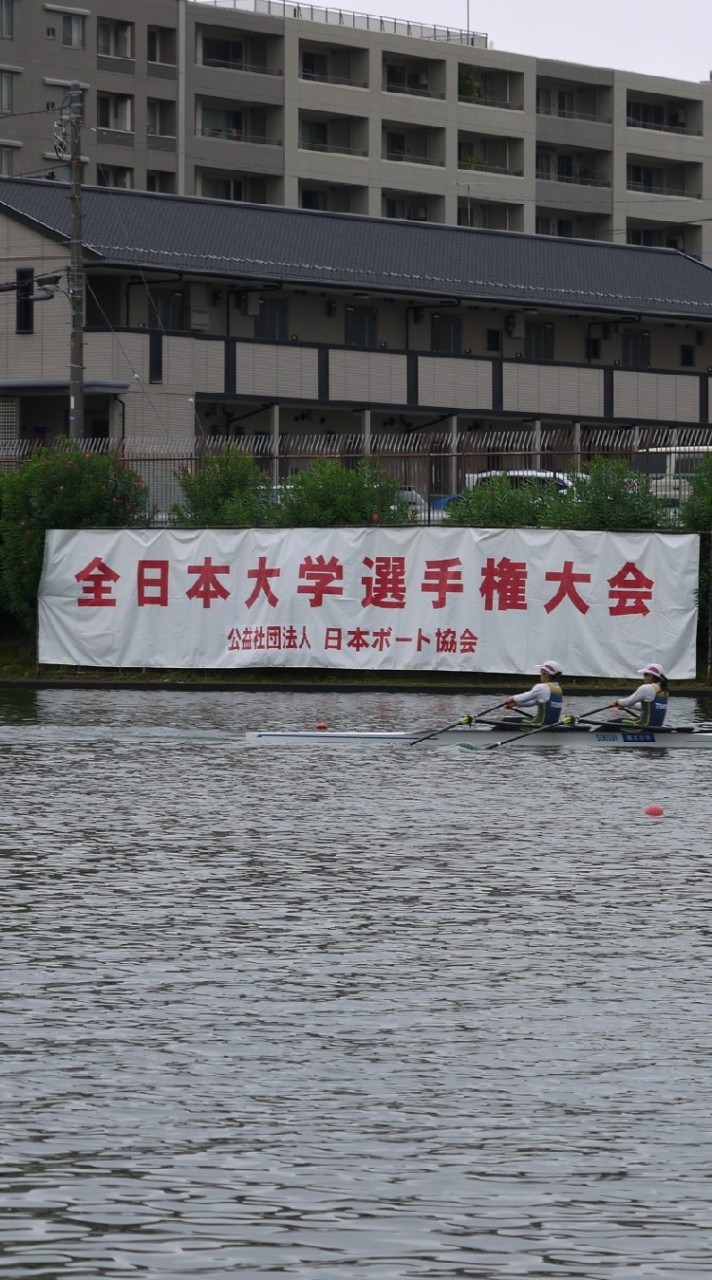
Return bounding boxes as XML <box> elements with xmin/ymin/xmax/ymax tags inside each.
<box><xmin>37</xmin><ymin>527</ymin><xmax>700</xmax><ymax>676</ymax></box>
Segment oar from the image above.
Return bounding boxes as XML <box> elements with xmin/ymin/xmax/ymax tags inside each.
<box><xmin>574</xmin><ymin>703</ymin><xmax>618</xmax><ymax>725</ymax></box>
<box><xmin>479</xmin><ymin>719</ymin><xmax>564</xmax><ymax>751</ymax></box>
<box><xmin>460</xmin><ymin>715</ymin><xmax>583</xmax><ymax>752</ymax></box>
<box><xmin>410</xmin><ymin>699</ymin><xmax>509</xmax><ymax>746</ymax></box>
<box><xmin>410</xmin><ymin>717</ymin><xmax>467</xmax><ymax>746</ymax></box>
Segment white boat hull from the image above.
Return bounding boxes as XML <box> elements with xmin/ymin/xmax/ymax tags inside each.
<box><xmin>245</xmin><ymin>725</ymin><xmax>712</xmax><ymax>749</ymax></box>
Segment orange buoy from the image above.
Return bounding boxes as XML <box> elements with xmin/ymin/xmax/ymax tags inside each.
<box><xmin>316</xmin><ymin>722</ymin><xmax>328</xmax><ymax>731</ymax></box>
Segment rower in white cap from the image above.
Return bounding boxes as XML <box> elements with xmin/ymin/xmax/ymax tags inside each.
<box><xmin>610</xmin><ymin>662</ymin><xmax>669</xmax><ymax>727</ymax></box>
<box><xmin>502</xmin><ymin>660</ymin><xmax>564</xmax><ymax>727</ymax></box>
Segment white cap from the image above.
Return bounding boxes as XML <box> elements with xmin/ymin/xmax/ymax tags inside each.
<box><xmin>638</xmin><ymin>662</ymin><xmax>665</xmax><ymax>678</ymax></box>
<box><xmin>537</xmin><ymin>660</ymin><xmax>562</xmax><ymax>675</ymax></box>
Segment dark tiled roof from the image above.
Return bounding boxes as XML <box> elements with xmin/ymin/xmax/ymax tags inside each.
<box><xmin>2</xmin><ymin>177</ymin><xmax>712</xmax><ymax>319</ymax></box>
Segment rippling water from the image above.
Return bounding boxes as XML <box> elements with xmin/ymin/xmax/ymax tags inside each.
<box><xmin>3</xmin><ymin>687</ymin><xmax>712</xmax><ymax>1279</ymax></box>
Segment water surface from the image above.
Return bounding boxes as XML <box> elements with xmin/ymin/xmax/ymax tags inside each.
<box><xmin>2</xmin><ymin>688</ymin><xmax>712</xmax><ymax>1278</ymax></box>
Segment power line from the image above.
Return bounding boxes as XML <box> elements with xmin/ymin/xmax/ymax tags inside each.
<box><xmin>0</xmin><ymin>106</ymin><xmax>55</xmax><ymax>120</ymax></box>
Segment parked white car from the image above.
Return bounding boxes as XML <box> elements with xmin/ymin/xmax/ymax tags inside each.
<box><xmin>464</xmin><ymin>469</ymin><xmax>581</xmax><ymax>491</ymax></box>
<box><xmin>393</xmin><ymin>486</ymin><xmax>443</xmax><ymax>522</ymax></box>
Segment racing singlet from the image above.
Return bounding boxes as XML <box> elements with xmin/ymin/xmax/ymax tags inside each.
<box><xmin>635</xmin><ymin>683</ymin><xmax>668</xmax><ymax>728</ymax></box>
<box><xmin>531</xmin><ymin>682</ymin><xmax>563</xmax><ymax>727</ymax></box>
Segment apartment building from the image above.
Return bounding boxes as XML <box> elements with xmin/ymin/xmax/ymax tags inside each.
<box><xmin>1</xmin><ymin>0</ymin><xmax>711</xmax><ymax>257</ymax></box>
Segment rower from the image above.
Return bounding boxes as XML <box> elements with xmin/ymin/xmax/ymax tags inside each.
<box><xmin>461</xmin><ymin>660</ymin><xmax>564</xmax><ymax>728</ymax></box>
<box><xmin>504</xmin><ymin>660</ymin><xmax>564</xmax><ymax>726</ymax></box>
<box><xmin>610</xmin><ymin>662</ymin><xmax>669</xmax><ymax>728</ymax></box>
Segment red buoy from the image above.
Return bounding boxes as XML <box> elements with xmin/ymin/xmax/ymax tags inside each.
<box><xmin>316</xmin><ymin>722</ymin><xmax>328</xmax><ymax>731</ymax></box>
<box><xmin>645</xmin><ymin>804</ymin><xmax>664</xmax><ymax>817</ymax></box>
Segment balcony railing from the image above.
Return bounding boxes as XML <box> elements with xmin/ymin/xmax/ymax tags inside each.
<box><xmin>191</xmin><ymin>0</ymin><xmax>488</xmax><ymax>48</ymax></box>
<box><xmin>537</xmin><ymin>106</ymin><xmax>611</xmax><ymax>124</ymax></box>
<box><xmin>458</xmin><ymin>160</ymin><xmax>523</xmax><ymax>177</ymax></box>
<box><xmin>200</xmin><ymin>127</ymin><xmax>282</xmax><ymax>146</ymax></box>
<box><xmin>200</xmin><ymin>57</ymin><xmax>283</xmax><ymax>76</ymax></box>
<box><xmin>459</xmin><ymin>92</ymin><xmax>523</xmax><ymax>111</ymax></box>
<box><xmin>300</xmin><ymin>140</ymin><xmax>368</xmax><ymax>156</ymax></box>
<box><xmin>627</xmin><ymin>180</ymin><xmax>696</xmax><ymax>198</ymax></box>
<box><xmin>384</xmin><ymin>82</ymin><xmax>446</xmax><ymax>100</ymax></box>
<box><xmin>536</xmin><ymin>168</ymin><xmax>611</xmax><ymax>188</ymax></box>
<box><xmin>300</xmin><ymin>70</ymin><xmax>368</xmax><ymax>87</ymax></box>
<box><xmin>626</xmin><ymin>114</ymin><xmax>701</xmax><ymax>136</ymax></box>
<box><xmin>383</xmin><ymin>150</ymin><xmax>445</xmax><ymax>166</ymax></box>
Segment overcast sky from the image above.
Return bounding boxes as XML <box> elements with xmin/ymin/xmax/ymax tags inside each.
<box><xmin>353</xmin><ymin>0</ymin><xmax>712</xmax><ymax>82</ymax></box>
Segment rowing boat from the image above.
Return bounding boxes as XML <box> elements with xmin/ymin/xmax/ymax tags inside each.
<box><xmin>244</xmin><ymin>724</ymin><xmax>712</xmax><ymax>749</ymax></box>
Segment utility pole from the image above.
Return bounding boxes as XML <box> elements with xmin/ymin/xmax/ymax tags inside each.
<box><xmin>57</xmin><ymin>83</ymin><xmax>84</xmax><ymax>439</ymax></box>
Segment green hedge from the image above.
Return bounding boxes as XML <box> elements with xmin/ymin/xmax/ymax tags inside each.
<box><xmin>0</xmin><ymin>445</ymin><xmax>152</xmax><ymax>633</ymax></box>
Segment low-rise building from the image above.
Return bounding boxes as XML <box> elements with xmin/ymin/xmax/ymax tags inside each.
<box><xmin>1</xmin><ymin>177</ymin><xmax>712</xmax><ymax>500</ymax></box>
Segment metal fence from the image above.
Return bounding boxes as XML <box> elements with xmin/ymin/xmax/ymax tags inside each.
<box><xmin>1</xmin><ymin>426</ymin><xmax>711</xmax><ymax>523</ymax></box>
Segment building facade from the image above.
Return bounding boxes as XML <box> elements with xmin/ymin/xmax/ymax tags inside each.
<box><xmin>1</xmin><ymin>0</ymin><xmax>711</xmax><ymax>258</ymax></box>
<box><xmin>2</xmin><ymin>179</ymin><xmax>712</xmax><ymax>513</ymax></box>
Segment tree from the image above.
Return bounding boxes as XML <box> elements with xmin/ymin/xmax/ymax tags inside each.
<box><xmin>0</xmin><ymin>445</ymin><xmax>152</xmax><ymax>632</ymax></box>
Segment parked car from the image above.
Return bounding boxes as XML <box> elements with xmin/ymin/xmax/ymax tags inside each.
<box><xmin>464</xmin><ymin>469</ymin><xmax>581</xmax><ymax>491</ymax></box>
<box><xmin>633</xmin><ymin>447</ymin><xmax>712</xmax><ymax>515</ymax></box>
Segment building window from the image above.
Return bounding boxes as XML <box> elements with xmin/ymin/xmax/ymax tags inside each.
<box><xmin>0</xmin><ymin>0</ymin><xmax>12</xmax><ymax>40</ymax></box>
<box><xmin>524</xmin><ymin>320</ymin><xmax>555</xmax><ymax>361</ymax></box>
<box><xmin>301</xmin><ymin>119</ymin><xmax>328</xmax><ymax>151</ymax></box>
<box><xmin>97</xmin><ymin>20</ymin><xmax>134</xmax><ymax>59</ymax></box>
<box><xmin>97</xmin><ymin>165</ymin><xmax>133</xmax><ymax>189</ymax></box>
<box><xmin>622</xmin><ymin>329</ymin><xmax>651</xmax><ymax>369</ymax></box>
<box><xmin>202</xmin><ymin>107</ymin><xmax>242</xmax><ymax>140</ymax></box>
<box><xmin>0</xmin><ymin>145</ymin><xmax>12</xmax><ymax>175</ymax></box>
<box><xmin>255</xmin><ymin>298</ymin><xmax>288</xmax><ymax>341</ymax></box>
<box><xmin>200</xmin><ymin>174</ymin><xmax>242</xmax><ymax>201</ymax></box>
<box><xmin>147</xmin><ymin>99</ymin><xmax>174</xmax><ymax>137</ymax></box>
<box><xmin>301</xmin><ymin>50</ymin><xmax>328</xmax><ymax>80</ymax></box>
<box><xmin>680</xmin><ymin>344</ymin><xmax>695</xmax><ymax>368</ymax></box>
<box><xmin>16</xmin><ymin>267</ymin><xmax>33</xmax><ymax>334</ymax></box>
<box><xmin>202</xmin><ymin>37</ymin><xmax>243</xmax><ymax>70</ymax></box>
<box><xmin>0</xmin><ymin>69</ymin><xmax>12</xmax><ymax>112</ymax></box>
<box><xmin>486</xmin><ymin>329</ymin><xmax>502</xmax><ymax>352</ymax></box>
<box><xmin>146</xmin><ymin>171</ymin><xmax>175</xmax><ymax>194</ymax></box>
<box><xmin>147</xmin><ymin>27</ymin><xmax>175</xmax><ymax>65</ymax></box>
<box><xmin>149</xmin><ymin>289</ymin><xmax>185</xmax><ymax>331</ymax></box>
<box><xmin>628</xmin><ymin>164</ymin><xmax>663</xmax><ymax>193</ymax></box>
<box><xmin>301</xmin><ymin>187</ymin><xmax>326</xmax><ymax>211</ymax></box>
<box><xmin>345</xmin><ymin>305</ymin><xmax>377</xmax><ymax>348</ymax></box>
<box><xmin>97</xmin><ymin>93</ymin><xmax>134</xmax><ymax>132</ymax></box>
<box><xmin>628</xmin><ymin>100</ymin><xmax>664</xmax><ymax>128</ymax></box>
<box><xmin>431</xmin><ymin>312</ymin><xmax>462</xmax><ymax>354</ymax></box>
<box><xmin>62</xmin><ymin>14</ymin><xmax>85</xmax><ymax>49</ymax></box>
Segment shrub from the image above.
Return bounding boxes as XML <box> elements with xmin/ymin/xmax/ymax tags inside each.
<box><xmin>546</xmin><ymin>458</ymin><xmax>671</xmax><ymax>531</ymax></box>
<box><xmin>680</xmin><ymin>456</ymin><xmax>712</xmax><ymax>649</ymax></box>
<box><xmin>445</xmin><ymin>458</ymin><xmax>671</xmax><ymax>530</ymax></box>
<box><xmin>680</xmin><ymin>454</ymin><xmax>712</xmax><ymax>532</ymax></box>
<box><xmin>272</xmin><ymin>458</ymin><xmax>407</xmax><ymax>526</ymax></box>
<box><xmin>444</xmin><ymin>473</ymin><xmax>563</xmax><ymax>528</ymax></box>
<box><xmin>171</xmin><ymin>446</ymin><xmax>273</xmax><ymax>526</ymax></box>
<box><xmin>0</xmin><ymin>445</ymin><xmax>152</xmax><ymax>633</ymax></box>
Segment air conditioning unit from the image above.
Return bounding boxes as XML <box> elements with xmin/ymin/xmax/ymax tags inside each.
<box><xmin>505</xmin><ymin>312</ymin><xmax>524</xmax><ymax>339</ymax></box>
